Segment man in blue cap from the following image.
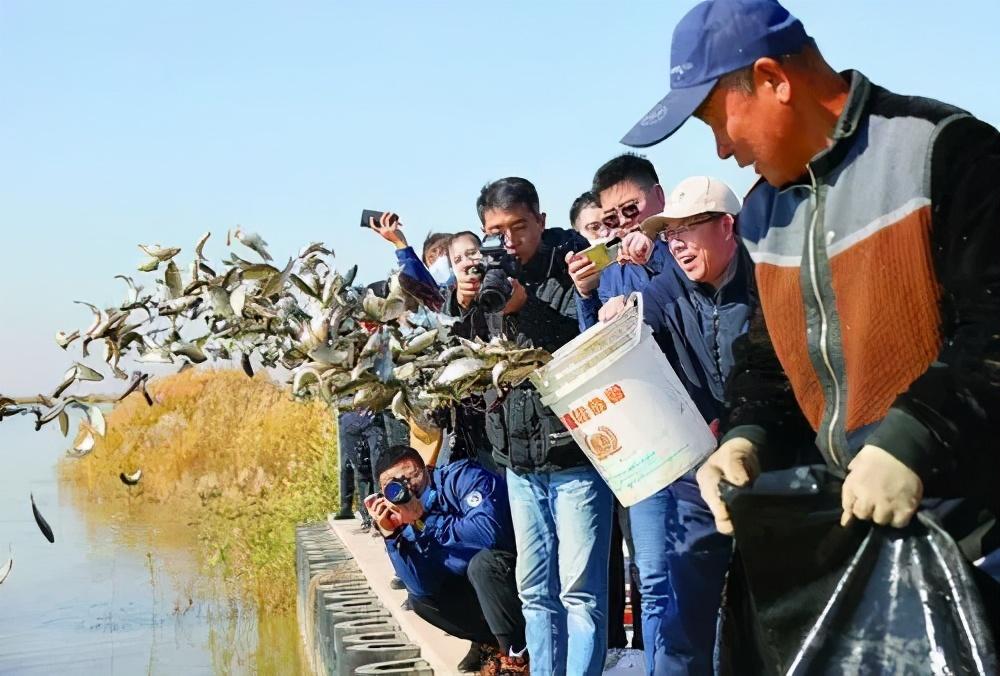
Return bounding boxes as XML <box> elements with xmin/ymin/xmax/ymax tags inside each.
<box><xmin>622</xmin><ymin>0</ymin><xmax>1000</xmax><ymax>670</ymax></box>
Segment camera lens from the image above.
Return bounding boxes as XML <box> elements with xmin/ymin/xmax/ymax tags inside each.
<box><xmin>383</xmin><ymin>480</ymin><xmax>410</xmax><ymax>505</ymax></box>
<box><xmin>477</xmin><ymin>269</ymin><xmax>512</xmax><ymax>313</ymax></box>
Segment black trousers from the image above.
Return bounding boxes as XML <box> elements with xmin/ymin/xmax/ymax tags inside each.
<box><xmin>338</xmin><ymin>413</ymin><xmax>379</xmax><ymax>520</ymax></box>
<box><xmin>608</xmin><ymin>497</ymin><xmax>644</xmax><ymax>649</ymax></box>
<box><xmin>409</xmin><ymin>549</ymin><xmax>526</xmax><ymax>652</ymax></box>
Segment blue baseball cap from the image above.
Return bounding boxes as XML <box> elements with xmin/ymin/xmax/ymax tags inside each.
<box><xmin>621</xmin><ymin>0</ymin><xmax>811</xmax><ymax>148</ymax></box>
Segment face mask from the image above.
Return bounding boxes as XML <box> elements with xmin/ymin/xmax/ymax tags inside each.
<box><xmin>428</xmin><ymin>256</ymin><xmax>455</xmax><ymax>287</ymax></box>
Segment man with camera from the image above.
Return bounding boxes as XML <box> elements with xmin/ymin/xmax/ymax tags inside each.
<box><xmin>437</xmin><ymin>230</ymin><xmax>502</xmax><ymax>473</ymax></box>
<box><xmin>460</xmin><ymin>177</ymin><xmax>611</xmax><ymax>676</ymax></box>
<box><xmin>370</xmin><ymin>444</ymin><xmax>528</xmax><ymax>675</ymax></box>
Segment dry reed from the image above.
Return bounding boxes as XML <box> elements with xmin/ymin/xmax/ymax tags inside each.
<box><xmin>59</xmin><ymin>368</ymin><xmax>339</xmax><ymax>610</ymax></box>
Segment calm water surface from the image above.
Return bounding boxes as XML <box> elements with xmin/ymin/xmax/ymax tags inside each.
<box><xmin>0</xmin><ymin>424</ymin><xmax>307</xmax><ymax>675</ymax></box>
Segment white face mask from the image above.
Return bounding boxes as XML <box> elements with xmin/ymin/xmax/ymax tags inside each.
<box><xmin>427</xmin><ymin>256</ymin><xmax>455</xmax><ymax>286</ymax></box>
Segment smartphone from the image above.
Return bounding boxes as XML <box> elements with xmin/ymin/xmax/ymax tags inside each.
<box><xmin>363</xmin><ymin>492</ymin><xmax>381</xmax><ymax>511</ymax></box>
<box><xmin>578</xmin><ymin>237</ymin><xmax>623</xmax><ymax>272</ymax></box>
<box><xmin>364</xmin><ymin>492</ymin><xmax>404</xmax><ymax>530</ymax></box>
<box><xmin>360</xmin><ymin>209</ymin><xmax>384</xmax><ymax>229</ymax></box>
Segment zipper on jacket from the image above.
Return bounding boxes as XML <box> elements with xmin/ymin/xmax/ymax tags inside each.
<box><xmin>805</xmin><ymin>165</ymin><xmax>845</xmax><ymax>468</ymax></box>
<box><xmin>712</xmin><ymin>304</ymin><xmax>721</xmax><ymax>378</ymax></box>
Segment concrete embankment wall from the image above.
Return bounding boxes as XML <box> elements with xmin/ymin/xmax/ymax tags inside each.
<box><xmin>295</xmin><ymin>521</ymin><xmax>433</xmax><ymax>675</ymax></box>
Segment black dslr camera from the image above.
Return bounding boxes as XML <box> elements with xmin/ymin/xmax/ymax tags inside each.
<box><xmin>382</xmin><ymin>479</ymin><xmax>412</xmax><ymax>505</ymax></box>
<box><xmin>469</xmin><ymin>234</ymin><xmax>522</xmax><ymax>313</ymax></box>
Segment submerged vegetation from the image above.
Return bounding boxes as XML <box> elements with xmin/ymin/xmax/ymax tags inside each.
<box><xmin>59</xmin><ymin>368</ymin><xmax>339</xmax><ymax>610</ymax></box>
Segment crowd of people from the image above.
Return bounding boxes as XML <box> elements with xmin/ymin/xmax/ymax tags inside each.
<box><xmin>331</xmin><ymin>1</ymin><xmax>1000</xmax><ymax>674</ymax></box>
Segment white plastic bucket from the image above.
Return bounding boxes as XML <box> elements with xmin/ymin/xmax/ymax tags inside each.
<box><xmin>530</xmin><ymin>294</ymin><xmax>716</xmax><ymax>507</ymax></box>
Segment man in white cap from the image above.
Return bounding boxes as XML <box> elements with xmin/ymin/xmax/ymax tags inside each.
<box><xmin>609</xmin><ymin>175</ymin><xmax>752</xmax><ymax>675</ymax></box>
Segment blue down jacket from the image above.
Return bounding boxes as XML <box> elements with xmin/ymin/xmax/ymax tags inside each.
<box><xmin>384</xmin><ymin>460</ymin><xmax>514</xmax><ymax>598</ymax></box>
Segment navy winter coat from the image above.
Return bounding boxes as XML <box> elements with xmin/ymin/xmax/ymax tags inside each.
<box><xmin>641</xmin><ymin>243</ymin><xmax>755</xmax><ymax>424</ymax></box>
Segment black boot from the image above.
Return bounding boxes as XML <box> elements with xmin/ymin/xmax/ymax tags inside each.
<box><xmin>456</xmin><ymin>642</ymin><xmax>484</xmax><ymax>672</ymax></box>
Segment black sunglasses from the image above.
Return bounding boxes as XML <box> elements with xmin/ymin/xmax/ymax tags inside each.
<box><xmin>601</xmin><ymin>200</ymin><xmax>642</xmax><ymax>230</ymax></box>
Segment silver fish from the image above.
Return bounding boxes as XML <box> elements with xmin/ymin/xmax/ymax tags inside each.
<box><xmin>120</xmin><ymin>469</ymin><xmax>142</xmax><ymax>486</ymax></box>
<box><xmin>233</xmin><ymin>227</ymin><xmax>272</xmax><ymax>262</ymax></box>
<box><xmin>0</xmin><ymin>545</ymin><xmax>13</xmax><ymax>585</ymax></box>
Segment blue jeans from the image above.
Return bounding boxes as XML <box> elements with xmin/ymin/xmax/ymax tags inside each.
<box><xmin>506</xmin><ymin>465</ymin><xmax>612</xmax><ymax>676</ymax></box>
<box><xmin>629</xmin><ymin>473</ymin><xmax>733</xmax><ymax>675</ymax></box>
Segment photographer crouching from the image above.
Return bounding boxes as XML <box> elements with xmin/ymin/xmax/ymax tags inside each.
<box><xmin>369</xmin><ymin>445</ymin><xmax>528</xmax><ymax>674</ymax></box>
<box><xmin>458</xmin><ymin>178</ymin><xmax>611</xmax><ymax>676</ymax></box>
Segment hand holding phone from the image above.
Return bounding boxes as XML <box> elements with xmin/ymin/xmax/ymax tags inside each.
<box><xmin>365</xmin><ymin>493</ymin><xmax>403</xmax><ymax>535</ymax></box>
<box><xmin>363</xmin><ymin>210</ymin><xmax>408</xmax><ymax>249</ymax></box>
<box><xmin>360</xmin><ymin>209</ymin><xmax>385</xmax><ymax>229</ymax></box>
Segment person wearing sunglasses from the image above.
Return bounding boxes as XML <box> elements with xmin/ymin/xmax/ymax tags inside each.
<box><xmin>567</xmin><ymin>154</ymin><xmax>672</xmax><ymax>331</ymax></box>
<box><xmin>603</xmin><ymin>175</ymin><xmax>751</xmax><ymax>674</ymax></box>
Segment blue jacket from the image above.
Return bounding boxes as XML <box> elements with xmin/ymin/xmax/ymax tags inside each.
<box><xmin>384</xmin><ymin>460</ymin><xmax>514</xmax><ymax>598</ymax></box>
<box><xmin>641</xmin><ymin>243</ymin><xmax>755</xmax><ymax>426</ymax></box>
<box><xmin>578</xmin><ymin>239</ymin><xmax>671</xmax><ymax>331</ymax></box>
<box><xmin>394</xmin><ymin>246</ymin><xmax>447</xmax><ymax>310</ymax></box>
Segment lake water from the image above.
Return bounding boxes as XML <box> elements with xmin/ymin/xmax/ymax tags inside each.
<box><xmin>0</xmin><ymin>423</ymin><xmax>306</xmax><ymax>675</ymax></box>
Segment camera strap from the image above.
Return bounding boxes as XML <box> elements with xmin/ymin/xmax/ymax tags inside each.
<box><xmin>485</xmin><ymin>312</ymin><xmax>505</xmax><ymax>340</ymax></box>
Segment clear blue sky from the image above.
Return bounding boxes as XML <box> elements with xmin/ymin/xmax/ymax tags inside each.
<box><xmin>3</xmin><ymin>1</ymin><xmax>999</xmax><ymax>391</ymax></box>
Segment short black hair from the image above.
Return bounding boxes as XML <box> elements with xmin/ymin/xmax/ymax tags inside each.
<box><xmin>374</xmin><ymin>444</ymin><xmax>425</xmax><ymax>481</ymax></box>
<box><xmin>569</xmin><ymin>191</ymin><xmax>599</xmax><ymax>228</ymax></box>
<box><xmin>591</xmin><ymin>154</ymin><xmax>659</xmax><ymax>202</ymax></box>
<box><xmin>422</xmin><ymin>232</ymin><xmax>451</xmax><ymax>265</ymax></box>
<box><xmin>476</xmin><ymin>177</ymin><xmax>540</xmax><ymax>224</ymax></box>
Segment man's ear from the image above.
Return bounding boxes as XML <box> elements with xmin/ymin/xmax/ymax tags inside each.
<box><xmin>721</xmin><ymin>213</ymin><xmax>736</xmax><ymax>240</ymax></box>
<box><xmin>752</xmin><ymin>57</ymin><xmax>792</xmax><ymax>104</ymax></box>
<box><xmin>650</xmin><ymin>184</ymin><xmax>666</xmax><ymax>211</ymax></box>
<box><xmin>539</xmin><ymin>212</ymin><xmax>547</xmax><ymax>229</ymax></box>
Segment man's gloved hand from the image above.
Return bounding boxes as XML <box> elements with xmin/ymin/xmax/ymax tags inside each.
<box><xmin>565</xmin><ymin>251</ymin><xmax>600</xmax><ymax>297</ymax></box>
<box><xmin>695</xmin><ymin>437</ymin><xmax>760</xmax><ymax>535</ymax></box>
<box><xmin>620</xmin><ymin>231</ymin><xmax>654</xmax><ymax>265</ymax></box>
<box><xmin>840</xmin><ymin>445</ymin><xmax>923</xmax><ymax>528</ymax></box>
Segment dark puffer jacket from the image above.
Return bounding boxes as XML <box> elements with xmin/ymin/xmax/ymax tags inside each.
<box><xmin>447</xmin><ymin>228</ymin><xmax>588</xmax><ymax>474</ymax></box>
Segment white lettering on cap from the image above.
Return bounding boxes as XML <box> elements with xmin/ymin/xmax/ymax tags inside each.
<box><xmin>640</xmin><ymin>104</ymin><xmax>668</xmax><ymax>127</ymax></box>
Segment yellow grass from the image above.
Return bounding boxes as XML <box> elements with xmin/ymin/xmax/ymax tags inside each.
<box><xmin>59</xmin><ymin>368</ymin><xmax>339</xmax><ymax>610</ymax></box>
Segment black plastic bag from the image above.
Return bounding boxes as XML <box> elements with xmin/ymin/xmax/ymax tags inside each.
<box><xmin>718</xmin><ymin>465</ymin><xmax>997</xmax><ymax>675</ymax></box>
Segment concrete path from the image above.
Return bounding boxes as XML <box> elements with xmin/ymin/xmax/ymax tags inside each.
<box><xmin>326</xmin><ymin>514</ymin><xmax>646</xmax><ymax>676</ymax></box>
<box><xmin>327</xmin><ymin>515</ymin><xmax>472</xmax><ymax>675</ymax></box>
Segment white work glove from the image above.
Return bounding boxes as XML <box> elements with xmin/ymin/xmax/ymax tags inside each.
<box><xmin>695</xmin><ymin>437</ymin><xmax>760</xmax><ymax>535</ymax></box>
<box><xmin>840</xmin><ymin>445</ymin><xmax>923</xmax><ymax>528</ymax></box>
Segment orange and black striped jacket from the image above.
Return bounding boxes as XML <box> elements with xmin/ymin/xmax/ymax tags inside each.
<box><xmin>723</xmin><ymin>71</ymin><xmax>1000</xmax><ymax>506</ymax></box>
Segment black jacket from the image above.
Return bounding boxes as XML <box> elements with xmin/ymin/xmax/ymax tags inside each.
<box><xmin>447</xmin><ymin>228</ymin><xmax>589</xmax><ymax>474</ymax></box>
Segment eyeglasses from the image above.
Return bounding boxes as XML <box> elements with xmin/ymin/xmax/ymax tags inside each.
<box><xmin>659</xmin><ymin>213</ymin><xmax>722</xmax><ymax>242</ymax></box>
<box><xmin>580</xmin><ymin>221</ymin><xmax>610</xmax><ymax>238</ymax></box>
<box><xmin>451</xmin><ymin>247</ymin><xmax>482</xmax><ymax>265</ymax></box>
<box><xmin>601</xmin><ymin>199</ymin><xmax>643</xmax><ymax>231</ymax></box>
